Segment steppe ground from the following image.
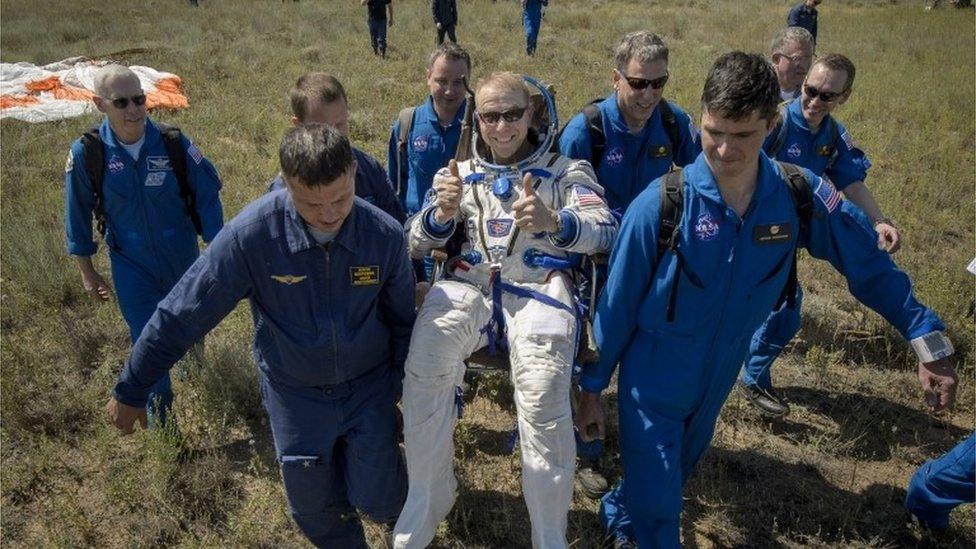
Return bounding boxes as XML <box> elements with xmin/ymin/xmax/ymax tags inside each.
<box><xmin>1</xmin><ymin>0</ymin><xmax>973</xmax><ymax>547</ymax></box>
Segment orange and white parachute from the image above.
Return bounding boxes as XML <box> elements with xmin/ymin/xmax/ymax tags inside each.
<box><xmin>1</xmin><ymin>57</ymin><xmax>188</xmax><ymax>123</ymax></box>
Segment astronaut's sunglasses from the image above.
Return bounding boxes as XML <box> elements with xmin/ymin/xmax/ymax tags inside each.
<box><xmin>109</xmin><ymin>94</ymin><xmax>148</xmax><ymax>109</ymax></box>
<box><xmin>803</xmin><ymin>85</ymin><xmax>842</xmax><ymax>103</ymax></box>
<box><xmin>621</xmin><ymin>72</ymin><xmax>669</xmax><ymax>91</ymax></box>
<box><xmin>477</xmin><ymin>106</ymin><xmax>528</xmax><ymax>124</ymax></box>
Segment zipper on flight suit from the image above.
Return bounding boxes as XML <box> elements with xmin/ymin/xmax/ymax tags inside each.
<box><xmin>322</xmin><ymin>243</ymin><xmax>340</xmax><ymax>382</ymax></box>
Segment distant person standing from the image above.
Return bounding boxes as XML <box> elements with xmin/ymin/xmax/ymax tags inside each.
<box><xmin>432</xmin><ymin>0</ymin><xmax>458</xmax><ymax>45</ymax></box>
<box><xmin>769</xmin><ymin>27</ymin><xmax>815</xmax><ymax>101</ymax></box>
<box><xmin>788</xmin><ymin>0</ymin><xmax>820</xmax><ymax>42</ymax></box>
<box><xmin>522</xmin><ymin>0</ymin><xmax>548</xmax><ymax>56</ymax></box>
<box><xmin>363</xmin><ymin>0</ymin><xmax>393</xmax><ymax>58</ymax></box>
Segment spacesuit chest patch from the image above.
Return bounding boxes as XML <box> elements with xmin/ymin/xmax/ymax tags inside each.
<box><xmin>486</xmin><ymin>218</ymin><xmax>514</xmax><ymax>237</ymax></box>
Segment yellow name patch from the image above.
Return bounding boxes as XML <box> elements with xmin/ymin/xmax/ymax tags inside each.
<box><xmin>350</xmin><ymin>265</ymin><xmax>380</xmax><ymax>286</ymax></box>
<box><xmin>271</xmin><ymin>274</ymin><xmax>307</xmax><ymax>285</ymax></box>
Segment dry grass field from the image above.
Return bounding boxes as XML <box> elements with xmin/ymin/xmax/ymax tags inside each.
<box><xmin>1</xmin><ymin>0</ymin><xmax>973</xmax><ymax>547</ymax></box>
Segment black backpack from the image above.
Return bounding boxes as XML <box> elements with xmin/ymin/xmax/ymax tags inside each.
<box><xmin>555</xmin><ymin>98</ymin><xmax>682</xmax><ymax>169</ymax></box>
<box><xmin>655</xmin><ymin>161</ymin><xmax>814</xmax><ymax>322</ymax></box>
<box><xmin>80</xmin><ymin>122</ymin><xmax>201</xmax><ymax>237</ymax></box>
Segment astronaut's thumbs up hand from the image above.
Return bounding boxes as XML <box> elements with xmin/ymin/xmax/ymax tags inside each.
<box><xmin>514</xmin><ymin>173</ymin><xmax>558</xmax><ymax>233</ymax></box>
<box><xmin>434</xmin><ymin>159</ymin><xmax>463</xmax><ymax>224</ymax></box>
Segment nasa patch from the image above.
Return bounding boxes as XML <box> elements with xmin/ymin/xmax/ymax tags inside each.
<box><xmin>486</xmin><ymin>218</ymin><xmax>514</xmax><ymax>237</ymax></box>
<box><xmin>412</xmin><ymin>134</ymin><xmax>429</xmax><ymax>152</ymax></box>
<box><xmin>107</xmin><ymin>155</ymin><xmax>125</xmax><ymax>174</ymax></box>
<box><xmin>694</xmin><ymin>212</ymin><xmax>720</xmax><ymax>242</ymax></box>
<box><xmin>787</xmin><ymin>143</ymin><xmax>802</xmax><ymax>159</ymax></box>
<box><xmin>604</xmin><ymin>146</ymin><xmax>624</xmax><ymax>168</ymax></box>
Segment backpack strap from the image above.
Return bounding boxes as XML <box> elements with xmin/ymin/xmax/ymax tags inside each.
<box><xmin>80</xmin><ymin>126</ymin><xmax>107</xmax><ymax>238</ymax></box>
<box><xmin>581</xmin><ymin>101</ymin><xmax>605</xmax><ymax>170</ymax></box>
<box><xmin>824</xmin><ymin>116</ymin><xmax>842</xmax><ymax>171</ymax></box>
<box><xmin>156</xmin><ymin>123</ymin><xmax>202</xmax><ymax>235</ymax></box>
<box><xmin>657</xmin><ymin>169</ymin><xmax>684</xmax><ymax>323</ymax></box>
<box><xmin>395</xmin><ymin>106</ymin><xmax>416</xmax><ymax>197</ymax></box>
<box><xmin>775</xmin><ymin>161</ymin><xmax>814</xmax><ymax>310</ymax></box>
<box><xmin>658</xmin><ymin>99</ymin><xmax>681</xmax><ymax>158</ymax></box>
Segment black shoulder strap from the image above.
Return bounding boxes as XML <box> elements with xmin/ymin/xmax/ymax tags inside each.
<box><xmin>658</xmin><ymin>100</ymin><xmax>681</xmax><ymax>156</ymax></box>
<box><xmin>80</xmin><ymin>126</ymin><xmax>107</xmax><ymax>237</ymax></box>
<box><xmin>765</xmin><ymin>104</ymin><xmax>789</xmax><ymax>158</ymax></box>
<box><xmin>775</xmin><ymin>161</ymin><xmax>814</xmax><ymax>309</ymax></box>
<box><xmin>395</xmin><ymin>106</ymin><xmax>416</xmax><ymax>197</ymax></box>
<box><xmin>156</xmin><ymin>123</ymin><xmax>202</xmax><ymax>235</ymax></box>
<box><xmin>582</xmin><ymin>100</ymin><xmax>605</xmax><ymax>169</ymax></box>
<box><xmin>824</xmin><ymin>116</ymin><xmax>842</xmax><ymax>170</ymax></box>
<box><xmin>656</xmin><ymin>168</ymin><xmax>684</xmax><ymax>262</ymax></box>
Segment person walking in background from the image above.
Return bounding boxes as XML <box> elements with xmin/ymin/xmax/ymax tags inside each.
<box><xmin>788</xmin><ymin>0</ymin><xmax>821</xmax><ymax>42</ymax></box>
<box><xmin>432</xmin><ymin>0</ymin><xmax>458</xmax><ymax>45</ymax></box>
<box><xmin>363</xmin><ymin>0</ymin><xmax>393</xmax><ymax>58</ymax></box>
<box><xmin>522</xmin><ymin>0</ymin><xmax>548</xmax><ymax>56</ymax></box>
<box><xmin>64</xmin><ymin>64</ymin><xmax>223</xmax><ymax>428</ymax></box>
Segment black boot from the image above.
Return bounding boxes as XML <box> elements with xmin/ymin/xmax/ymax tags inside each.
<box><xmin>739</xmin><ymin>380</ymin><xmax>790</xmax><ymax>418</ymax></box>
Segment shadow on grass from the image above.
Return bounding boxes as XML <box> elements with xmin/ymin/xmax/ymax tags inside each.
<box><xmin>774</xmin><ymin>387</ymin><xmax>969</xmax><ymax>461</ymax></box>
<box><xmin>686</xmin><ymin>447</ymin><xmax>973</xmax><ymax>548</ymax></box>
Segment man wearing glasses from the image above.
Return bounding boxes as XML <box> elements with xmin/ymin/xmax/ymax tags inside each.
<box><xmin>558</xmin><ymin>31</ymin><xmax>701</xmax><ymax>215</ymax></box>
<box><xmin>64</xmin><ymin>64</ymin><xmax>224</xmax><ymax>427</ymax></box>
<box><xmin>740</xmin><ymin>53</ymin><xmax>902</xmax><ymax>417</ymax></box>
<box><xmin>769</xmin><ymin>26</ymin><xmax>815</xmax><ymax>102</ymax></box>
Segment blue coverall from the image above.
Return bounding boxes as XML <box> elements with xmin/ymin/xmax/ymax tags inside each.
<box><xmin>522</xmin><ymin>0</ymin><xmax>547</xmax><ymax>55</ymax></box>
<box><xmin>905</xmin><ymin>432</ymin><xmax>976</xmax><ymax>530</ymax></box>
<box><xmin>269</xmin><ymin>146</ymin><xmax>406</xmax><ymax>224</ymax></box>
<box><xmin>558</xmin><ymin>93</ymin><xmax>701</xmax><ymax>214</ymax></box>
<box><xmin>787</xmin><ymin>2</ymin><xmax>819</xmax><ymax>41</ymax></box>
<box><xmin>742</xmin><ymin>97</ymin><xmax>872</xmax><ymax>391</ymax></box>
<box><xmin>112</xmin><ymin>192</ymin><xmax>416</xmax><ymax>548</ymax></box>
<box><xmin>65</xmin><ymin>117</ymin><xmax>223</xmax><ymax>426</ymax></box>
<box><xmin>583</xmin><ymin>152</ymin><xmax>945</xmax><ymax>546</ymax></box>
<box><xmin>387</xmin><ymin>96</ymin><xmax>465</xmax><ymax>216</ymax></box>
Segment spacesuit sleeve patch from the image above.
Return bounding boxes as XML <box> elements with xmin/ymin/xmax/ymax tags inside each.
<box><xmin>350</xmin><ymin>265</ymin><xmax>380</xmax><ymax>286</ymax></box>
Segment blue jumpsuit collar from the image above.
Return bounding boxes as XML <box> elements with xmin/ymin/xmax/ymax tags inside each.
<box><xmin>785</xmin><ymin>97</ymin><xmax>834</xmax><ymax>137</ymax></box>
<box><xmin>283</xmin><ymin>195</ymin><xmax>360</xmax><ymax>254</ymax></box>
<box><xmin>420</xmin><ymin>95</ymin><xmax>465</xmax><ymax>129</ymax></box>
<box><xmin>686</xmin><ymin>152</ymin><xmax>780</xmax><ymax>210</ymax></box>
<box><xmin>99</xmin><ymin>117</ymin><xmax>160</xmax><ymax>157</ymax></box>
<box><xmin>603</xmin><ymin>92</ymin><xmax>663</xmax><ymax>139</ymax></box>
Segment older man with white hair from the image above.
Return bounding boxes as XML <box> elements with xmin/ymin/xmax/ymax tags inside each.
<box><xmin>770</xmin><ymin>26</ymin><xmax>815</xmax><ymax>101</ymax></box>
<box><xmin>64</xmin><ymin>64</ymin><xmax>224</xmax><ymax>426</ymax></box>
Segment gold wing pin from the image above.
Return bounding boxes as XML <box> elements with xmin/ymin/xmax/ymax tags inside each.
<box><xmin>271</xmin><ymin>274</ymin><xmax>307</xmax><ymax>285</ymax></box>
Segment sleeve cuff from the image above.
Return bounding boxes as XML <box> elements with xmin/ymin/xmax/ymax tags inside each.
<box><xmin>578</xmin><ymin>372</ymin><xmax>609</xmax><ymax>394</ymax></box>
<box><xmin>548</xmin><ymin>210</ymin><xmax>579</xmax><ymax>248</ymax></box>
<box><xmin>423</xmin><ymin>208</ymin><xmax>455</xmax><ymax>238</ymax></box>
<box><xmin>68</xmin><ymin>241</ymin><xmax>98</xmax><ymax>256</ymax></box>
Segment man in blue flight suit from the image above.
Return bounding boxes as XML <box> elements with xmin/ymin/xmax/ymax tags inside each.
<box><xmin>558</xmin><ymin>30</ymin><xmax>700</xmax><ymax>499</ymax></box>
<box><xmin>740</xmin><ymin>53</ymin><xmax>902</xmax><ymax>417</ymax></box>
<box><xmin>559</xmin><ymin>31</ymin><xmax>700</xmax><ymax>216</ymax></box>
<box><xmin>388</xmin><ymin>43</ymin><xmax>470</xmax><ymax>216</ymax></box>
<box><xmin>521</xmin><ymin>0</ymin><xmax>548</xmax><ymax>56</ymax></box>
<box><xmin>269</xmin><ymin>72</ymin><xmax>405</xmax><ymax>224</ymax></box>
<box><xmin>105</xmin><ymin>124</ymin><xmax>415</xmax><ymax>548</ymax></box>
<box><xmin>575</xmin><ymin>52</ymin><xmax>958</xmax><ymax>548</ymax></box>
<box><xmin>65</xmin><ymin>64</ymin><xmax>223</xmax><ymax>427</ymax></box>
<box><xmin>788</xmin><ymin>0</ymin><xmax>821</xmax><ymax>42</ymax></box>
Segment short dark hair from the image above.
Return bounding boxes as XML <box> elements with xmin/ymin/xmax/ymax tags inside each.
<box><xmin>289</xmin><ymin>72</ymin><xmax>347</xmax><ymax>121</ymax></box>
<box><xmin>278</xmin><ymin>123</ymin><xmax>353</xmax><ymax>187</ymax></box>
<box><xmin>701</xmin><ymin>51</ymin><xmax>780</xmax><ymax>122</ymax></box>
<box><xmin>812</xmin><ymin>53</ymin><xmax>856</xmax><ymax>92</ymax></box>
<box><xmin>427</xmin><ymin>42</ymin><xmax>472</xmax><ymax>72</ymax></box>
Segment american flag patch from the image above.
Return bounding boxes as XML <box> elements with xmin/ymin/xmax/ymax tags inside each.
<box><xmin>814</xmin><ymin>176</ymin><xmax>841</xmax><ymax>213</ymax></box>
<box><xmin>187</xmin><ymin>143</ymin><xmax>203</xmax><ymax>165</ymax></box>
<box><xmin>574</xmin><ymin>185</ymin><xmax>603</xmax><ymax>207</ymax></box>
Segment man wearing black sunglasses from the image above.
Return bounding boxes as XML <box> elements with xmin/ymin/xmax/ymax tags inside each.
<box><xmin>559</xmin><ymin>31</ymin><xmax>701</xmax><ymax>215</ymax></box>
<box><xmin>740</xmin><ymin>53</ymin><xmax>901</xmax><ymax>418</ymax></box>
<box><xmin>64</xmin><ymin>64</ymin><xmax>224</xmax><ymax>428</ymax></box>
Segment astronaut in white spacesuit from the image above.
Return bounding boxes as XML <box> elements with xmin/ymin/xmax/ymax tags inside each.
<box><xmin>393</xmin><ymin>72</ymin><xmax>617</xmax><ymax>549</ymax></box>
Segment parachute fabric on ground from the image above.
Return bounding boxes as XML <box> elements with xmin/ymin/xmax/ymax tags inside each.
<box><xmin>1</xmin><ymin>57</ymin><xmax>189</xmax><ymax>123</ymax></box>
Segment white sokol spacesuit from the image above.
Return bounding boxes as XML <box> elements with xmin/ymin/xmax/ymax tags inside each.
<box><xmin>393</xmin><ymin>152</ymin><xmax>617</xmax><ymax>549</ymax></box>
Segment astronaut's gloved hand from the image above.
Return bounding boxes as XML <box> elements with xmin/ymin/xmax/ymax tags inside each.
<box><xmin>918</xmin><ymin>356</ymin><xmax>957</xmax><ymax>412</ymax></box>
<box><xmin>513</xmin><ymin>172</ymin><xmax>558</xmax><ymax>233</ymax></box>
<box><xmin>434</xmin><ymin>159</ymin><xmax>463</xmax><ymax>224</ymax></box>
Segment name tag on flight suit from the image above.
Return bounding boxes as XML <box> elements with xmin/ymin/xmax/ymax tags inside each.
<box><xmin>648</xmin><ymin>143</ymin><xmax>671</xmax><ymax>159</ymax></box>
<box><xmin>753</xmin><ymin>223</ymin><xmax>792</xmax><ymax>245</ymax></box>
<box><xmin>350</xmin><ymin>266</ymin><xmax>380</xmax><ymax>286</ymax></box>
